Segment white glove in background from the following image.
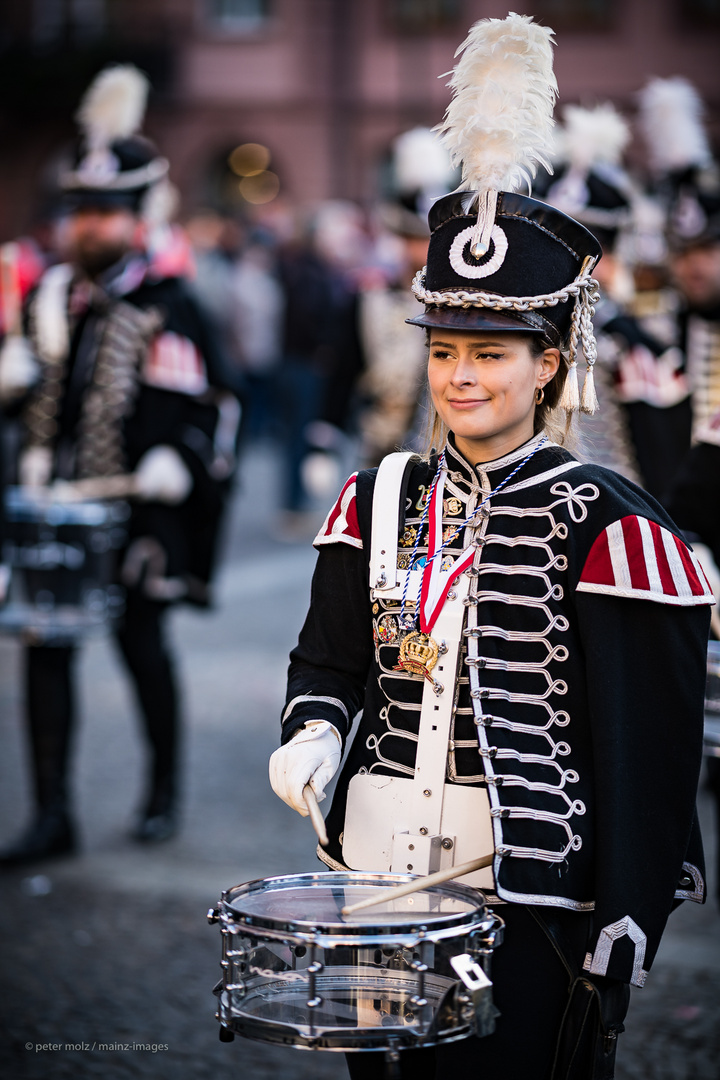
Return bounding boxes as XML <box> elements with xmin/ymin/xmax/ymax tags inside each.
<box><xmin>269</xmin><ymin>720</ymin><xmax>342</xmax><ymax>817</ymax></box>
<box><xmin>134</xmin><ymin>445</ymin><xmax>193</xmax><ymax>504</ymax></box>
<box><xmin>0</xmin><ymin>336</ymin><xmax>40</xmax><ymax>403</ymax></box>
<box><xmin>18</xmin><ymin>445</ymin><xmax>52</xmax><ymax>488</ymax></box>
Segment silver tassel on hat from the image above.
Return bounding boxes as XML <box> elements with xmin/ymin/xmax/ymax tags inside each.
<box><xmin>562</xmin><ymin>255</ymin><xmax>600</xmax><ymax>414</ymax></box>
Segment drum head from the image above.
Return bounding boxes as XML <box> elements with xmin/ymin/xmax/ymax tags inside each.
<box><xmin>224</xmin><ymin>871</ymin><xmax>486</xmax><ymax>940</ymax></box>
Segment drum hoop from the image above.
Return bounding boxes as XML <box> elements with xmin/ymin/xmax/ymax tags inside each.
<box><xmin>221</xmin><ymin>871</ymin><xmax>490</xmax><ymax>943</ymax></box>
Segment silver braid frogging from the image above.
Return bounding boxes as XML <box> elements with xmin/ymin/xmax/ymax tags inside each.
<box><xmin>412</xmin><ymin>258</ymin><xmax>601</xmax><ymax>414</ymax></box>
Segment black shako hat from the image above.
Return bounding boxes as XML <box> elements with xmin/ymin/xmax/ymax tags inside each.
<box><xmin>543</xmin><ymin>165</ymin><xmax>631</xmax><ymax>253</ymax></box>
<box><xmin>59</xmin><ymin>65</ymin><xmax>168</xmax><ymax>214</ymax></box>
<box><xmin>61</xmin><ymin>135</ymin><xmax>168</xmax><ymax>212</ymax></box>
<box><xmin>538</xmin><ymin>103</ymin><xmax>633</xmax><ymax>254</ymax></box>
<box><xmin>638</xmin><ymin>78</ymin><xmax>720</xmax><ymax>252</ymax></box>
<box><xmin>666</xmin><ymin>166</ymin><xmax>720</xmax><ymax>251</ymax></box>
<box><xmin>407</xmin><ymin>189</ymin><xmax>601</xmax><ymax>350</ymax></box>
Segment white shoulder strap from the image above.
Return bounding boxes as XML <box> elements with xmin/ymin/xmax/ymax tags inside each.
<box><xmin>369</xmin><ymin>451</ymin><xmax>415</xmax><ymax>593</ymax></box>
<box><xmin>32</xmin><ymin>263</ymin><xmax>74</xmax><ymax>363</ymax></box>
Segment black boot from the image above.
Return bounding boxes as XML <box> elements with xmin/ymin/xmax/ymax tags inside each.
<box><xmin>114</xmin><ymin>595</ymin><xmax>180</xmax><ymax>845</ymax></box>
<box><xmin>132</xmin><ymin>772</ymin><xmax>177</xmax><ymax>843</ymax></box>
<box><xmin>1</xmin><ymin>646</ymin><xmax>79</xmax><ymax>867</ymax></box>
<box><xmin>0</xmin><ymin>807</ymin><xmax>76</xmax><ymax>865</ymax></box>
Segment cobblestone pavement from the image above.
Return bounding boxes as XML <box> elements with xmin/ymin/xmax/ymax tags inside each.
<box><xmin>1</xmin><ymin>446</ymin><xmax>719</xmax><ymax>1080</ymax></box>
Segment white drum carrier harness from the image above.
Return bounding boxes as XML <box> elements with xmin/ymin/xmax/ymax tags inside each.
<box><xmin>342</xmin><ymin>451</ymin><xmax>495</xmax><ymax>889</ymax></box>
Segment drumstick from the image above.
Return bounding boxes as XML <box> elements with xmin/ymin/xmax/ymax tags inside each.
<box><xmin>303</xmin><ymin>784</ymin><xmax>329</xmax><ymax>847</ymax></box>
<box><xmin>341</xmin><ymin>852</ymin><xmax>494</xmax><ymax>916</ymax></box>
<box><xmin>51</xmin><ymin>475</ymin><xmax>141</xmax><ymax>502</ymax></box>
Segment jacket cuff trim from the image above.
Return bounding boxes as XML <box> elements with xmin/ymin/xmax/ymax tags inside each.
<box><xmin>674</xmin><ymin>861</ymin><xmax>705</xmax><ymax>903</ymax></box>
<box><xmin>282</xmin><ymin>694</ymin><xmax>349</xmax><ymax>725</ymax></box>
<box><xmin>583</xmin><ymin>915</ymin><xmax>648</xmax><ymax>987</ymax></box>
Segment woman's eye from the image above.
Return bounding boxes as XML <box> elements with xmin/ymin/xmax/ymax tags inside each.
<box><xmin>477</xmin><ymin>352</ymin><xmax>504</xmax><ymax>360</ymax></box>
<box><xmin>431</xmin><ymin>350</ymin><xmax>452</xmax><ymax>360</ymax></box>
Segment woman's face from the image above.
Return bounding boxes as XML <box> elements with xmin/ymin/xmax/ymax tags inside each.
<box><xmin>427</xmin><ymin>329</ymin><xmax>560</xmax><ymax>463</ymax></box>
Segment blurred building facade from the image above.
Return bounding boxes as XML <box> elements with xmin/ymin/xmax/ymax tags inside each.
<box><xmin>0</xmin><ymin>0</ymin><xmax>719</xmax><ymax>238</ymax></box>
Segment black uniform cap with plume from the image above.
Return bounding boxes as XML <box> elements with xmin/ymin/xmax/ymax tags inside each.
<box><xmin>407</xmin><ymin>13</ymin><xmax>603</xmax><ymax>415</ymax></box>
<box><xmin>381</xmin><ymin>127</ymin><xmax>456</xmax><ymax>238</ymax></box>
<box><xmin>61</xmin><ymin>64</ymin><xmax>168</xmax><ymax>209</ymax></box>
<box><xmin>544</xmin><ymin>103</ymin><xmax>634</xmax><ymax>252</ymax></box>
<box><xmin>638</xmin><ymin>77</ymin><xmax>720</xmax><ymax>250</ymax></box>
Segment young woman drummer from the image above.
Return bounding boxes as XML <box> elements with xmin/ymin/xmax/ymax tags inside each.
<box><xmin>269</xmin><ymin>15</ymin><xmax>711</xmax><ymax>1079</ymax></box>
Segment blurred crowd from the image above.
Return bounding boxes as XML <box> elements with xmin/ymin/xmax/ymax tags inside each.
<box><xmin>2</xmin><ymin>80</ymin><xmax>720</xmax><ymax>534</ymax></box>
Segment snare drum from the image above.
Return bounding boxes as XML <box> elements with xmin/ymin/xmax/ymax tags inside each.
<box><xmin>705</xmin><ymin>642</ymin><xmax>720</xmax><ymax>758</ymax></box>
<box><xmin>208</xmin><ymin>871</ymin><xmax>504</xmax><ymax>1054</ymax></box>
<box><xmin>0</xmin><ymin>487</ymin><xmax>128</xmax><ymax>641</ymax></box>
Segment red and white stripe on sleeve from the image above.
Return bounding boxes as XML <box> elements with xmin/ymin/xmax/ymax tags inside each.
<box><xmin>143</xmin><ymin>331</ymin><xmax>208</xmax><ymax>396</ymax></box>
<box><xmin>577</xmin><ymin>516</ymin><xmax>714</xmax><ymax>606</ymax></box>
<box><xmin>314</xmin><ymin>473</ymin><xmax>362</xmax><ymax>550</ymax></box>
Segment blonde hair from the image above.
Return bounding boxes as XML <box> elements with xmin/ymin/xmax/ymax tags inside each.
<box><xmin>421</xmin><ymin>333</ymin><xmax>574</xmax><ymax>460</ymax></box>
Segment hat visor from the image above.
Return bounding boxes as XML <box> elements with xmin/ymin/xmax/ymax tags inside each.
<box><xmin>60</xmin><ymin>189</ymin><xmax>143</xmax><ymax>213</ymax></box>
<box><xmin>406</xmin><ymin>305</ymin><xmax>549</xmax><ymax>335</ymax></box>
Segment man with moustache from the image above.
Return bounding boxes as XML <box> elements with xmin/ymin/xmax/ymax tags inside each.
<box><xmin>0</xmin><ymin>66</ymin><xmax>239</xmax><ymax>863</ymax></box>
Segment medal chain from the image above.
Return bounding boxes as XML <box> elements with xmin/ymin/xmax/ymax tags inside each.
<box><xmin>400</xmin><ymin>436</ymin><xmax>548</xmax><ymax>631</ymax></box>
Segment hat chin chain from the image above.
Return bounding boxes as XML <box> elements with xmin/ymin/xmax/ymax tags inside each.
<box><xmin>412</xmin><ymin>252</ymin><xmax>601</xmax><ymax>415</ymax></box>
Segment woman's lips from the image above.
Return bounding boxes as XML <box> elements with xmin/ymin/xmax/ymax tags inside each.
<box><xmin>447</xmin><ymin>398</ymin><xmax>489</xmax><ymax>409</ymax></box>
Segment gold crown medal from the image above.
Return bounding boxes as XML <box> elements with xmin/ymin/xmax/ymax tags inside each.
<box><xmin>396</xmin><ymin>631</ymin><xmax>439</xmax><ymax>681</ymax></box>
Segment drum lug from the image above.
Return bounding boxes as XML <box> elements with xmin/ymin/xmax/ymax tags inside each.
<box><xmin>207</xmin><ymin>907</ymin><xmax>220</xmax><ymax>925</ymax></box>
<box><xmin>450</xmin><ymin>953</ymin><xmax>499</xmax><ymax>1039</ymax></box>
<box><xmin>384</xmin><ymin>1049</ymin><xmax>402</xmax><ymax>1079</ymax></box>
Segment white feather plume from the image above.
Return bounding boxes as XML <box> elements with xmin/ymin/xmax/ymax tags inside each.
<box><xmin>638</xmin><ymin>77</ymin><xmax>711</xmax><ymax>173</ymax></box>
<box><xmin>437</xmin><ymin>12</ymin><xmax>558</xmax><ymax>195</ymax></box>
<box><xmin>560</xmin><ymin>104</ymin><xmax>630</xmax><ymax>172</ymax></box>
<box><xmin>393</xmin><ymin>127</ymin><xmax>455</xmax><ymax>194</ymax></box>
<box><xmin>76</xmin><ymin>65</ymin><xmax>150</xmax><ymax>152</ymax></box>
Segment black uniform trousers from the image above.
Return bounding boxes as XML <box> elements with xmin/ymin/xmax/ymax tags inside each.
<box><xmin>24</xmin><ymin>589</ymin><xmax>178</xmax><ymax>819</ymax></box>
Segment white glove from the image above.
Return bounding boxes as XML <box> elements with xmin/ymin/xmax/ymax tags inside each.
<box><xmin>0</xmin><ymin>335</ymin><xmax>40</xmax><ymax>403</ymax></box>
<box><xmin>134</xmin><ymin>445</ymin><xmax>193</xmax><ymax>504</ymax></box>
<box><xmin>269</xmin><ymin>720</ymin><xmax>342</xmax><ymax>816</ymax></box>
<box><xmin>19</xmin><ymin>445</ymin><xmax>52</xmax><ymax>488</ymax></box>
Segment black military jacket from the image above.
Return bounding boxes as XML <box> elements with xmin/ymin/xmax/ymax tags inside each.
<box><xmin>21</xmin><ymin>255</ymin><xmax>240</xmax><ymax>605</ymax></box>
<box><xmin>283</xmin><ymin>435</ymin><xmax>711</xmax><ymax>986</ymax></box>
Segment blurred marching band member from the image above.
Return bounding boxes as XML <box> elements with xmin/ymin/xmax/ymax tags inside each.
<box><xmin>274</xmin><ymin>202</ymin><xmax>365</xmax><ymax>534</ymax></box>
<box><xmin>655</xmin><ymin>86</ymin><xmax>720</xmax><ymax>903</ymax></box>
<box><xmin>631</xmin><ymin>77</ymin><xmax>720</xmax><ymax>495</ymax></box>
<box><xmin>540</xmin><ymin>104</ymin><xmax>642</xmax><ymax>482</ymax></box>
<box><xmin>0</xmin><ymin>65</ymin><xmax>240</xmax><ymax>863</ymax></box>
<box><xmin>356</xmin><ymin>128</ymin><xmax>453</xmax><ymax>467</ymax></box>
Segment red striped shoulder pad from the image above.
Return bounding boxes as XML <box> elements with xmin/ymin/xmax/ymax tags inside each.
<box><xmin>142</xmin><ymin>331</ymin><xmax>208</xmax><ymax>396</ymax></box>
<box><xmin>314</xmin><ymin>473</ymin><xmax>362</xmax><ymax>550</ymax></box>
<box><xmin>578</xmin><ymin>516</ymin><xmax>714</xmax><ymax>606</ymax></box>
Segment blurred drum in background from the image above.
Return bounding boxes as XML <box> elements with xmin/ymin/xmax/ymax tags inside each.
<box><xmin>704</xmin><ymin>641</ymin><xmax>720</xmax><ymax>758</ymax></box>
<box><xmin>0</xmin><ymin>486</ymin><xmax>128</xmax><ymax>642</ymax></box>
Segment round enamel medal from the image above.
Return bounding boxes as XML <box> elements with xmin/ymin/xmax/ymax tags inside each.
<box><xmin>377</xmin><ymin>614</ymin><xmax>399</xmax><ymax>644</ymax></box>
